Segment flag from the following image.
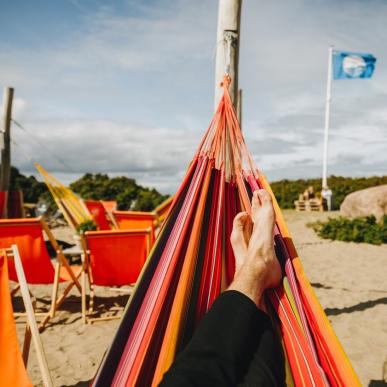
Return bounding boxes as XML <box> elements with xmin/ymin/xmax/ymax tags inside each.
<box><xmin>332</xmin><ymin>50</ymin><xmax>376</xmax><ymax>79</ymax></box>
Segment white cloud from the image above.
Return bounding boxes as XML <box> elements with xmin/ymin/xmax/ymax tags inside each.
<box><xmin>1</xmin><ymin>0</ymin><xmax>387</xmax><ymax>194</ymax></box>
<box><xmin>11</xmin><ymin>117</ymin><xmax>202</xmax><ymax>194</ymax></box>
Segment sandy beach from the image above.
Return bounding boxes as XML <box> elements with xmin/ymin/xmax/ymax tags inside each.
<box><xmin>15</xmin><ymin>210</ymin><xmax>387</xmax><ymax>386</ymax></box>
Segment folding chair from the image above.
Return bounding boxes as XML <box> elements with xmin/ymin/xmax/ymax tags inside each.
<box><xmin>154</xmin><ymin>196</ymin><xmax>173</xmax><ymax>227</ymax></box>
<box><xmin>112</xmin><ymin>210</ymin><xmax>156</xmax><ymax>244</ymax></box>
<box><xmin>1</xmin><ymin>246</ymin><xmax>53</xmax><ymax>387</ymax></box>
<box><xmin>0</xmin><ymin>218</ymin><xmax>82</xmax><ymax>330</ymax></box>
<box><xmin>0</xmin><ymin>190</ymin><xmax>8</xmax><ymax>218</ymax></box>
<box><xmin>35</xmin><ymin>163</ymin><xmax>91</xmax><ymax>232</ymax></box>
<box><xmin>101</xmin><ymin>200</ymin><xmax>117</xmax><ymax>213</ymax></box>
<box><xmin>81</xmin><ymin>228</ymin><xmax>152</xmax><ymax>324</ymax></box>
<box><xmin>84</xmin><ymin>200</ymin><xmax>114</xmax><ymax>230</ymax></box>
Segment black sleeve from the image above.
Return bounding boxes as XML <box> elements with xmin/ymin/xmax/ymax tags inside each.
<box><xmin>159</xmin><ymin>290</ymin><xmax>284</xmax><ymax>387</ymax></box>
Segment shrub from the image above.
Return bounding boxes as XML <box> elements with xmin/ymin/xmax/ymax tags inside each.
<box><xmin>76</xmin><ymin>219</ymin><xmax>98</xmax><ymax>235</ymax></box>
<box><xmin>10</xmin><ymin>166</ymin><xmax>48</xmax><ymax>202</ymax></box>
<box><xmin>310</xmin><ymin>215</ymin><xmax>387</xmax><ymax>245</ymax></box>
<box><xmin>70</xmin><ymin>173</ymin><xmax>168</xmax><ymax>211</ymax></box>
<box><xmin>270</xmin><ymin>175</ymin><xmax>387</xmax><ymax>210</ymax></box>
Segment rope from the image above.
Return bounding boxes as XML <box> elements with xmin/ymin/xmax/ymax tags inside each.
<box><xmin>12</xmin><ymin>119</ymin><xmax>75</xmax><ymax>172</ymax></box>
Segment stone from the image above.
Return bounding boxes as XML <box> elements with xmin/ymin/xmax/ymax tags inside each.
<box><xmin>340</xmin><ymin>185</ymin><xmax>387</xmax><ymax>222</ymax></box>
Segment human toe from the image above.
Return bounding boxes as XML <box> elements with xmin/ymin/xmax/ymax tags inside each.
<box><xmin>256</xmin><ymin>189</ymin><xmax>272</xmax><ymax>206</ymax></box>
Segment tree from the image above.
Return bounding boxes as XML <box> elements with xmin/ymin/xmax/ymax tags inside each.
<box><xmin>70</xmin><ymin>173</ymin><xmax>168</xmax><ymax>211</ymax></box>
<box><xmin>9</xmin><ymin>166</ymin><xmax>48</xmax><ymax>203</ymax></box>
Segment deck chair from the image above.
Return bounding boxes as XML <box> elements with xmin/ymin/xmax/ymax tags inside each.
<box><xmin>154</xmin><ymin>196</ymin><xmax>173</xmax><ymax>227</ymax></box>
<box><xmin>0</xmin><ymin>218</ymin><xmax>82</xmax><ymax>330</ymax></box>
<box><xmin>81</xmin><ymin>228</ymin><xmax>152</xmax><ymax>324</ymax></box>
<box><xmin>84</xmin><ymin>200</ymin><xmax>113</xmax><ymax>230</ymax></box>
<box><xmin>112</xmin><ymin>210</ymin><xmax>156</xmax><ymax>244</ymax></box>
<box><xmin>35</xmin><ymin>163</ymin><xmax>91</xmax><ymax>232</ymax></box>
<box><xmin>1</xmin><ymin>246</ymin><xmax>53</xmax><ymax>387</ymax></box>
<box><xmin>0</xmin><ymin>190</ymin><xmax>8</xmax><ymax>218</ymax></box>
<box><xmin>101</xmin><ymin>200</ymin><xmax>117</xmax><ymax>213</ymax></box>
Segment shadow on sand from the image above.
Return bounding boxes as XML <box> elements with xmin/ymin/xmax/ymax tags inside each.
<box><xmin>325</xmin><ymin>297</ymin><xmax>387</xmax><ymax>316</ymax></box>
<box><xmin>368</xmin><ymin>380</ymin><xmax>387</xmax><ymax>386</ymax></box>
<box><xmin>60</xmin><ymin>380</ymin><xmax>91</xmax><ymax>387</ymax></box>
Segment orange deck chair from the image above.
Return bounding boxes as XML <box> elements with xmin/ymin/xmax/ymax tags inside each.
<box><xmin>84</xmin><ymin>200</ymin><xmax>115</xmax><ymax>230</ymax></box>
<box><xmin>112</xmin><ymin>210</ymin><xmax>156</xmax><ymax>244</ymax></box>
<box><xmin>81</xmin><ymin>228</ymin><xmax>152</xmax><ymax>323</ymax></box>
<box><xmin>0</xmin><ymin>218</ymin><xmax>82</xmax><ymax>330</ymax></box>
<box><xmin>101</xmin><ymin>200</ymin><xmax>117</xmax><ymax>213</ymax></box>
<box><xmin>1</xmin><ymin>246</ymin><xmax>53</xmax><ymax>387</ymax></box>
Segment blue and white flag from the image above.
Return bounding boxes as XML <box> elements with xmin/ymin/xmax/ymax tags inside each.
<box><xmin>332</xmin><ymin>51</ymin><xmax>376</xmax><ymax>80</ymax></box>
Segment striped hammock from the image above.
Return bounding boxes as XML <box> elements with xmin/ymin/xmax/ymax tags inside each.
<box><xmin>93</xmin><ymin>76</ymin><xmax>360</xmax><ymax>387</ymax></box>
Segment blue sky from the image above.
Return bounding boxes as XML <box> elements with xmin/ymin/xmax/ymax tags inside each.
<box><xmin>1</xmin><ymin>0</ymin><xmax>386</xmax><ymax>194</ymax></box>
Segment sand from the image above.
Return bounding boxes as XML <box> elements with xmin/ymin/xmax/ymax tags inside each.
<box><xmin>14</xmin><ymin>210</ymin><xmax>387</xmax><ymax>386</ymax></box>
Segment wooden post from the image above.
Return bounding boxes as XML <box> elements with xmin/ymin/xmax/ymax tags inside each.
<box><xmin>214</xmin><ymin>0</ymin><xmax>242</xmax><ymax>109</ymax></box>
<box><xmin>11</xmin><ymin>245</ymin><xmax>53</xmax><ymax>387</ymax></box>
<box><xmin>0</xmin><ymin>87</ymin><xmax>14</xmax><ymax>201</ymax></box>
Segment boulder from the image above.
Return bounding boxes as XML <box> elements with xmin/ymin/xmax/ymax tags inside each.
<box><xmin>340</xmin><ymin>184</ymin><xmax>387</xmax><ymax>221</ymax></box>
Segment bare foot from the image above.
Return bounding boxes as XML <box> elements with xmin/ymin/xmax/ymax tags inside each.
<box><xmin>247</xmin><ymin>189</ymin><xmax>282</xmax><ymax>290</ymax></box>
<box><xmin>228</xmin><ymin>189</ymin><xmax>282</xmax><ymax>308</ymax></box>
<box><xmin>230</xmin><ymin>211</ymin><xmax>251</xmax><ymax>272</ymax></box>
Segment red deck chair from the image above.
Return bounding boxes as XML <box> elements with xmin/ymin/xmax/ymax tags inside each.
<box><xmin>0</xmin><ymin>191</ymin><xmax>7</xmax><ymax>218</ymax></box>
<box><xmin>1</xmin><ymin>246</ymin><xmax>53</xmax><ymax>387</ymax></box>
<box><xmin>81</xmin><ymin>228</ymin><xmax>152</xmax><ymax>323</ymax></box>
<box><xmin>112</xmin><ymin>210</ymin><xmax>156</xmax><ymax>244</ymax></box>
<box><xmin>0</xmin><ymin>218</ymin><xmax>82</xmax><ymax>330</ymax></box>
<box><xmin>8</xmin><ymin>190</ymin><xmax>25</xmax><ymax>218</ymax></box>
<box><xmin>84</xmin><ymin>200</ymin><xmax>113</xmax><ymax>230</ymax></box>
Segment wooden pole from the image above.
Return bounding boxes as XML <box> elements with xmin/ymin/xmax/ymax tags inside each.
<box><xmin>214</xmin><ymin>0</ymin><xmax>242</xmax><ymax>109</ymax></box>
<box><xmin>0</xmin><ymin>87</ymin><xmax>14</xmax><ymax>198</ymax></box>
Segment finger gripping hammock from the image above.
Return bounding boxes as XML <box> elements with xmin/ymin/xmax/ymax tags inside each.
<box><xmin>93</xmin><ymin>77</ymin><xmax>360</xmax><ymax>387</ymax></box>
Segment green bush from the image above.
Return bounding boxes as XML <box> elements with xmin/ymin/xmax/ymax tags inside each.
<box><xmin>76</xmin><ymin>219</ymin><xmax>98</xmax><ymax>235</ymax></box>
<box><xmin>270</xmin><ymin>175</ymin><xmax>387</xmax><ymax>210</ymax></box>
<box><xmin>310</xmin><ymin>215</ymin><xmax>387</xmax><ymax>245</ymax></box>
<box><xmin>10</xmin><ymin>166</ymin><xmax>48</xmax><ymax>202</ymax></box>
<box><xmin>70</xmin><ymin>173</ymin><xmax>169</xmax><ymax>211</ymax></box>
<box><xmin>9</xmin><ymin>166</ymin><xmax>169</xmax><ymax>214</ymax></box>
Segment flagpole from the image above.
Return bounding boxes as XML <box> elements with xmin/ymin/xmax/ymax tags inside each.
<box><xmin>322</xmin><ymin>45</ymin><xmax>333</xmax><ymax>190</ymax></box>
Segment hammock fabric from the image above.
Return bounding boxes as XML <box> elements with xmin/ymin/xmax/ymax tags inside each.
<box><xmin>93</xmin><ymin>76</ymin><xmax>360</xmax><ymax>387</ymax></box>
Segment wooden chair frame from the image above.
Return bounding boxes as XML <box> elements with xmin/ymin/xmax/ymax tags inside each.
<box><xmin>80</xmin><ymin>228</ymin><xmax>152</xmax><ymax>324</ymax></box>
<box><xmin>1</xmin><ymin>218</ymin><xmax>82</xmax><ymax>331</ymax></box>
<box><xmin>5</xmin><ymin>245</ymin><xmax>53</xmax><ymax>386</ymax></box>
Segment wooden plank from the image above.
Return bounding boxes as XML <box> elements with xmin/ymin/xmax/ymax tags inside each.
<box><xmin>11</xmin><ymin>245</ymin><xmax>53</xmax><ymax>387</ymax></box>
<box><xmin>0</xmin><ymin>87</ymin><xmax>14</xmax><ymax>216</ymax></box>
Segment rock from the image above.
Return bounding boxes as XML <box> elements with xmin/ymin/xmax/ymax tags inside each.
<box><xmin>340</xmin><ymin>185</ymin><xmax>387</xmax><ymax>222</ymax></box>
